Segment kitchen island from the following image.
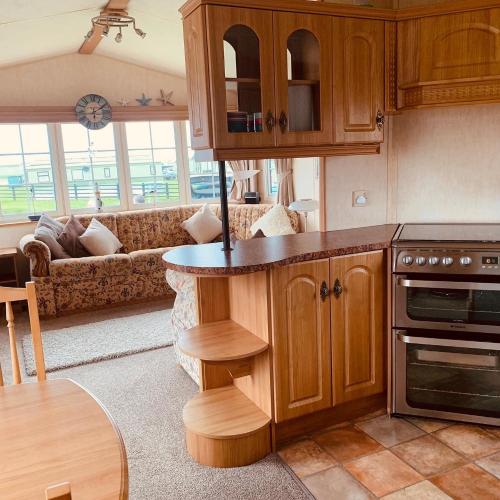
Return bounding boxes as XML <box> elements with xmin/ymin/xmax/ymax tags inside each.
<box><xmin>163</xmin><ymin>224</ymin><xmax>398</xmax><ymax>468</ymax></box>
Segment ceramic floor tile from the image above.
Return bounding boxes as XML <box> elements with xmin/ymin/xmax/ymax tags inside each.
<box><xmin>476</xmin><ymin>451</ymin><xmax>500</xmax><ymax>479</ymax></box>
<box><xmin>434</xmin><ymin>424</ymin><xmax>500</xmax><ymax>459</ymax></box>
<box><xmin>485</xmin><ymin>427</ymin><xmax>500</xmax><ymax>439</ymax></box>
<box><xmin>356</xmin><ymin>415</ymin><xmax>426</xmax><ymax>447</ymax></box>
<box><xmin>344</xmin><ymin>450</ymin><xmax>423</xmax><ymax>497</ymax></box>
<box><xmin>391</xmin><ymin>434</ymin><xmax>467</xmax><ymax>476</ymax></box>
<box><xmin>353</xmin><ymin>408</ymin><xmax>388</xmax><ymax>423</ymax></box>
<box><xmin>278</xmin><ymin>439</ymin><xmax>337</xmax><ymax>478</ymax></box>
<box><xmin>313</xmin><ymin>424</ymin><xmax>383</xmax><ymax>463</ymax></box>
<box><xmin>381</xmin><ymin>480</ymin><xmax>452</xmax><ymax>499</ymax></box>
<box><xmin>302</xmin><ymin>466</ymin><xmax>374</xmax><ymax>500</ymax></box>
<box><xmin>404</xmin><ymin>417</ymin><xmax>454</xmax><ymax>433</ymax></box>
<box><xmin>430</xmin><ymin>463</ymin><xmax>500</xmax><ymax>500</ymax></box>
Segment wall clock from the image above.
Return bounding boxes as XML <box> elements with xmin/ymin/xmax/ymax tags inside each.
<box><xmin>75</xmin><ymin>94</ymin><xmax>112</xmax><ymax>130</ymax></box>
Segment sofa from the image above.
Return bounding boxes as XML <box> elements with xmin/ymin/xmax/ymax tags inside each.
<box><xmin>20</xmin><ymin>204</ymin><xmax>299</xmax><ymax>317</ymax></box>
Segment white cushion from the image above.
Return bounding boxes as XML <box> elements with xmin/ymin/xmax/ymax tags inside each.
<box><xmin>181</xmin><ymin>204</ymin><xmax>222</xmax><ymax>244</ymax></box>
<box><xmin>79</xmin><ymin>218</ymin><xmax>122</xmax><ymax>256</ymax></box>
<box><xmin>250</xmin><ymin>204</ymin><xmax>296</xmax><ymax>237</ymax></box>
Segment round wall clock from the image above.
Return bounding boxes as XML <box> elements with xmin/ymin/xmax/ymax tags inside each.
<box><xmin>75</xmin><ymin>94</ymin><xmax>112</xmax><ymax>130</ymax></box>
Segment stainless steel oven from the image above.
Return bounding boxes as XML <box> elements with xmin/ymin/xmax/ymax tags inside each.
<box><xmin>392</xmin><ymin>223</ymin><xmax>500</xmax><ymax>426</ymax></box>
<box><xmin>393</xmin><ymin>330</ymin><xmax>500</xmax><ymax>426</ymax></box>
<box><xmin>395</xmin><ymin>276</ymin><xmax>500</xmax><ymax>334</ymax></box>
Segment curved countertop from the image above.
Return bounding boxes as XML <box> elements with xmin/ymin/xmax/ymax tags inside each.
<box><xmin>162</xmin><ymin>224</ymin><xmax>399</xmax><ymax>276</ymax></box>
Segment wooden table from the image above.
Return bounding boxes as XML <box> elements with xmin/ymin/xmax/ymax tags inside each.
<box><xmin>0</xmin><ymin>247</ymin><xmax>20</xmax><ymax>287</ymax></box>
<box><xmin>0</xmin><ymin>379</ymin><xmax>128</xmax><ymax>499</ymax></box>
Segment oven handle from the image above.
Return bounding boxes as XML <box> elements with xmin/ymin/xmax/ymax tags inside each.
<box><xmin>396</xmin><ymin>331</ymin><xmax>500</xmax><ymax>350</ymax></box>
<box><xmin>397</xmin><ymin>278</ymin><xmax>500</xmax><ymax>291</ymax></box>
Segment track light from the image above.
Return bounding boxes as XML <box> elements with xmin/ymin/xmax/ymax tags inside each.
<box><xmin>84</xmin><ymin>13</ymin><xmax>146</xmax><ymax>44</ymax></box>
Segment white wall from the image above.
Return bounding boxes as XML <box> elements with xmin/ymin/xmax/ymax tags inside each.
<box><xmin>393</xmin><ymin>104</ymin><xmax>500</xmax><ymax>223</ymax></box>
<box><xmin>325</xmin><ymin>137</ymin><xmax>389</xmax><ymax>230</ymax></box>
<box><xmin>0</xmin><ymin>53</ymin><xmax>187</xmax><ymax>106</ymax></box>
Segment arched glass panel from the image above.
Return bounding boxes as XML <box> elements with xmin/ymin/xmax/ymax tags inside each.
<box><xmin>287</xmin><ymin>30</ymin><xmax>320</xmax><ymax>132</ymax></box>
<box><xmin>223</xmin><ymin>25</ymin><xmax>262</xmax><ymax>134</ymax></box>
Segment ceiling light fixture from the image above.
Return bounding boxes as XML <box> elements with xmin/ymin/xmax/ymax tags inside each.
<box><xmin>84</xmin><ymin>11</ymin><xmax>147</xmax><ymax>43</ymax></box>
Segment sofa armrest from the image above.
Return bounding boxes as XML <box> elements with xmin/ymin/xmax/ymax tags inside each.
<box><xmin>19</xmin><ymin>234</ymin><xmax>50</xmax><ymax>277</ymax></box>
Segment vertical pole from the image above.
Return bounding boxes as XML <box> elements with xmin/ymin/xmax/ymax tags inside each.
<box><xmin>218</xmin><ymin>160</ymin><xmax>232</xmax><ymax>252</ymax></box>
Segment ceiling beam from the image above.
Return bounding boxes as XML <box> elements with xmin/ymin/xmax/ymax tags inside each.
<box><xmin>78</xmin><ymin>0</ymin><xmax>129</xmax><ymax>55</ymax></box>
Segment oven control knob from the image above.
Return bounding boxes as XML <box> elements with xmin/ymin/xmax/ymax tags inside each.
<box><xmin>402</xmin><ymin>255</ymin><xmax>414</xmax><ymax>266</ymax></box>
<box><xmin>442</xmin><ymin>257</ymin><xmax>454</xmax><ymax>266</ymax></box>
<box><xmin>428</xmin><ymin>256</ymin><xmax>439</xmax><ymax>265</ymax></box>
<box><xmin>460</xmin><ymin>256</ymin><xmax>472</xmax><ymax>266</ymax></box>
<box><xmin>415</xmin><ymin>256</ymin><xmax>426</xmax><ymax>266</ymax></box>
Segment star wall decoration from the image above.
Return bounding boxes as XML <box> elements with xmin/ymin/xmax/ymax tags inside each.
<box><xmin>157</xmin><ymin>89</ymin><xmax>174</xmax><ymax>106</ymax></box>
<box><xmin>136</xmin><ymin>93</ymin><xmax>152</xmax><ymax>106</ymax></box>
<box><xmin>116</xmin><ymin>98</ymin><xmax>130</xmax><ymax>107</ymax></box>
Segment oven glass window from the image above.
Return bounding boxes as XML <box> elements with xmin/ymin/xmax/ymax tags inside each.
<box><xmin>407</xmin><ymin>287</ymin><xmax>500</xmax><ymax>325</ymax></box>
<box><xmin>406</xmin><ymin>343</ymin><xmax>500</xmax><ymax>418</ymax></box>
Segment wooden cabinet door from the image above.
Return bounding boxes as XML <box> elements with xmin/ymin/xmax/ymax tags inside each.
<box><xmin>330</xmin><ymin>251</ymin><xmax>385</xmax><ymax>405</ymax></box>
<box><xmin>273</xmin><ymin>12</ymin><xmax>333</xmax><ymax>146</ymax></box>
<box><xmin>271</xmin><ymin>260</ymin><xmax>331</xmax><ymax>422</ymax></box>
<box><xmin>206</xmin><ymin>6</ymin><xmax>276</xmax><ymax>149</ymax></box>
<box><xmin>333</xmin><ymin>18</ymin><xmax>385</xmax><ymax>144</ymax></box>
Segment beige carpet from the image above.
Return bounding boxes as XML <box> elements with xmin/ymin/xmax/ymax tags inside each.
<box><xmin>0</xmin><ymin>306</ymin><xmax>312</xmax><ymax>500</ymax></box>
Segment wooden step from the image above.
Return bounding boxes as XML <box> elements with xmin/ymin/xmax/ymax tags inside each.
<box><xmin>178</xmin><ymin>319</ymin><xmax>268</xmax><ymax>363</ymax></box>
<box><xmin>183</xmin><ymin>385</ymin><xmax>271</xmax><ymax>467</ymax></box>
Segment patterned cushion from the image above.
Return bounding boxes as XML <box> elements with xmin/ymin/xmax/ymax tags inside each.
<box><xmin>50</xmin><ymin>254</ymin><xmax>132</xmax><ymax>283</ymax></box>
<box><xmin>129</xmin><ymin>247</ymin><xmax>172</xmax><ymax>274</ymax></box>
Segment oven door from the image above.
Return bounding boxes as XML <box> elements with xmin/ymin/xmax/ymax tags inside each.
<box><xmin>393</xmin><ymin>330</ymin><xmax>500</xmax><ymax>426</ymax></box>
<box><xmin>395</xmin><ymin>277</ymin><xmax>500</xmax><ymax>334</ymax></box>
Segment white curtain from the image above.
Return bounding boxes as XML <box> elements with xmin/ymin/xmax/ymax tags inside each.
<box><xmin>276</xmin><ymin>158</ymin><xmax>294</xmax><ymax>206</ymax></box>
<box><xmin>228</xmin><ymin>160</ymin><xmax>258</xmax><ymax>201</ymax></box>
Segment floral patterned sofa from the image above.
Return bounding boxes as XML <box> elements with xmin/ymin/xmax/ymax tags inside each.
<box><xmin>19</xmin><ymin>204</ymin><xmax>298</xmax><ymax>318</ymax></box>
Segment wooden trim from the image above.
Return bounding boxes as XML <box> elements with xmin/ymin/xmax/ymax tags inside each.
<box><xmin>0</xmin><ymin>106</ymin><xmax>189</xmax><ymax>124</ymax></box>
<box><xmin>385</xmin><ymin>21</ymin><xmax>398</xmax><ymax>114</ymax></box>
<box><xmin>180</xmin><ymin>0</ymin><xmax>500</xmax><ymax>21</ymax></box>
<box><xmin>180</xmin><ymin>0</ymin><xmax>395</xmax><ymax>20</ymax></box>
<box><xmin>194</xmin><ymin>144</ymin><xmax>380</xmax><ymax>161</ymax></box>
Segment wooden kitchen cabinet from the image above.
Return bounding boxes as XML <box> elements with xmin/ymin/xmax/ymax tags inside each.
<box><xmin>273</xmin><ymin>12</ymin><xmax>333</xmax><ymax>146</ymax></box>
<box><xmin>271</xmin><ymin>260</ymin><xmax>332</xmax><ymax>422</ymax></box>
<box><xmin>398</xmin><ymin>8</ymin><xmax>500</xmax><ymax>109</ymax></box>
<box><xmin>333</xmin><ymin>17</ymin><xmax>385</xmax><ymax>144</ymax></box>
<box><xmin>330</xmin><ymin>251</ymin><xmax>385</xmax><ymax>405</ymax></box>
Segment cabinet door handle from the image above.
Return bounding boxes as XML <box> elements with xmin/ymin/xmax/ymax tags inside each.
<box><xmin>279</xmin><ymin>111</ymin><xmax>288</xmax><ymax>133</ymax></box>
<box><xmin>333</xmin><ymin>279</ymin><xmax>343</xmax><ymax>298</ymax></box>
<box><xmin>265</xmin><ymin>110</ymin><xmax>275</xmax><ymax>132</ymax></box>
<box><xmin>320</xmin><ymin>281</ymin><xmax>330</xmax><ymax>301</ymax></box>
<box><xmin>376</xmin><ymin>110</ymin><xmax>385</xmax><ymax>130</ymax></box>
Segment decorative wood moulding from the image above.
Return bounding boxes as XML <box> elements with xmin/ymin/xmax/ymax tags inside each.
<box><xmin>194</xmin><ymin>144</ymin><xmax>380</xmax><ymax>161</ymax></box>
<box><xmin>400</xmin><ymin>78</ymin><xmax>500</xmax><ymax>109</ymax></box>
<box><xmin>384</xmin><ymin>22</ymin><xmax>398</xmax><ymax>114</ymax></box>
<box><xmin>0</xmin><ymin>105</ymin><xmax>189</xmax><ymax>124</ymax></box>
<box><xmin>180</xmin><ymin>0</ymin><xmax>500</xmax><ymax>21</ymax></box>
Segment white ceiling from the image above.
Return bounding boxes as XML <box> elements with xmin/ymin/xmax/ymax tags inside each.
<box><xmin>0</xmin><ymin>0</ymin><xmax>187</xmax><ymax>76</ymax></box>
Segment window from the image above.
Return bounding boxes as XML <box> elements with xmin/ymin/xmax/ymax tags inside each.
<box><xmin>61</xmin><ymin>124</ymin><xmax>121</xmax><ymax>210</ymax></box>
<box><xmin>266</xmin><ymin>159</ymin><xmax>278</xmax><ymax>196</ymax></box>
<box><xmin>185</xmin><ymin>122</ymin><xmax>232</xmax><ymax>200</ymax></box>
<box><xmin>125</xmin><ymin>121</ymin><xmax>180</xmax><ymax>205</ymax></box>
<box><xmin>0</xmin><ymin>120</ymin><xmax>256</xmax><ymax>223</ymax></box>
<box><xmin>0</xmin><ymin>124</ymin><xmax>57</xmax><ymax>218</ymax></box>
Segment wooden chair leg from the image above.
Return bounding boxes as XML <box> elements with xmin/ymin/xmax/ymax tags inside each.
<box><xmin>6</xmin><ymin>301</ymin><xmax>21</xmax><ymax>384</ymax></box>
<box><xmin>45</xmin><ymin>482</ymin><xmax>72</xmax><ymax>500</ymax></box>
<box><xmin>0</xmin><ymin>362</ymin><xmax>4</xmax><ymax>387</ymax></box>
<box><xmin>26</xmin><ymin>282</ymin><xmax>46</xmax><ymax>382</ymax></box>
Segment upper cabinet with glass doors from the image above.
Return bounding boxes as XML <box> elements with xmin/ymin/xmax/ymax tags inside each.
<box><xmin>181</xmin><ymin>2</ymin><xmax>386</xmax><ymax>160</ymax></box>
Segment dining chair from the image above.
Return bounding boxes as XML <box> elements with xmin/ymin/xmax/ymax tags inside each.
<box><xmin>45</xmin><ymin>482</ymin><xmax>72</xmax><ymax>500</ymax></box>
<box><xmin>0</xmin><ymin>282</ymin><xmax>46</xmax><ymax>385</ymax></box>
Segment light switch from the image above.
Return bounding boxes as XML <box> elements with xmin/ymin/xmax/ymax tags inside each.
<box><xmin>352</xmin><ymin>190</ymin><xmax>368</xmax><ymax>207</ymax></box>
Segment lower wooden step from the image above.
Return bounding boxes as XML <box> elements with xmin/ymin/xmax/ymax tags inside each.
<box><xmin>183</xmin><ymin>385</ymin><xmax>271</xmax><ymax>468</ymax></box>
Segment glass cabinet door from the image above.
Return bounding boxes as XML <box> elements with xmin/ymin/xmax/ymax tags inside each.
<box><xmin>273</xmin><ymin>13</ymin><xmax>333</xmax><ymax>146</ymax></box>
<box><xmin>206</xmin><ymin>6</ymin><xmax>275</xmax><ymax>149</ymax></box>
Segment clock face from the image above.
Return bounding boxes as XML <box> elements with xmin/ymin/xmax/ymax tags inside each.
<box><xmin>75</xmin><ymin>94</ymin><xmax>112</xmax><ymax>130</ymax></box>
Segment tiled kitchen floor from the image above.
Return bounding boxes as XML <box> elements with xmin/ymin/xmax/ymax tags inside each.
<box><xmin>278</xmin><ymin>411</ymin><xmax>500</xmax><ymax>499</ymax></box>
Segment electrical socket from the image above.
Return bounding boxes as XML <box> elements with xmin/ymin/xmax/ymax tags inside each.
<box><xmin>352</xmin><ymin>190</ymin><xmax>368</xmax><ymax>207</ymax></box>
